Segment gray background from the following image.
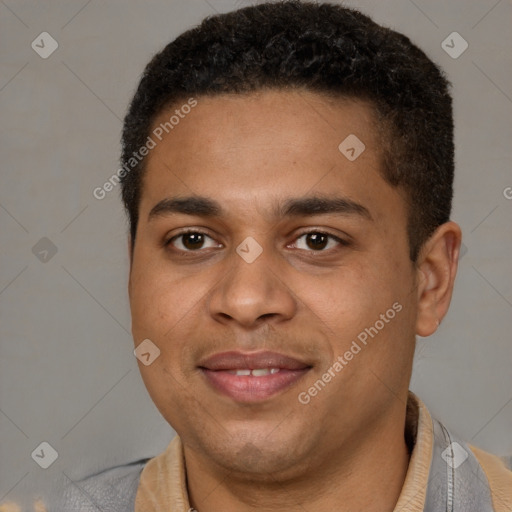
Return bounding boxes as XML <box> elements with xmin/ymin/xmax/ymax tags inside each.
<box><xmin>1</xmin><ymin>0</ymin><xmax>511</xmax><ymax>507</ymax></box>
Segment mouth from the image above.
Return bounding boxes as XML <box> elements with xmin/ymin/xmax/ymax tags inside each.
<box><xmin>198</xmin><ymin>350</ymin><xmax>312</xmax><ymax>403</ymax></box>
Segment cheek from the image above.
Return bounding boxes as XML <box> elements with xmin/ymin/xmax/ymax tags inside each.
<box><xmin>138</xmin><ymin>361</ymin><xmax>188</xmax><ymax>431</ymax></box>
<box><xmin>129</xmin><ymin>256</ymin><xmax>218</xmax><ymax>373</ymax></box>
<box><xmin>295</xmin><ymin>262</ymin><xmax>393</xmax><ymax>324</ymax></box>
<box><xmin>309</xmin><ymin>259</ymin><xmax>411</xmax><ymax>358</ymax></box>
<box><xmin>130</xmin><ymin>274</ymin><xmax>170</xmax><ymax>338</ymax></box>
<box><xmin>130</xmin><ymin>254</ymin><xmax>194</xmax><ymax>336</ymax></box>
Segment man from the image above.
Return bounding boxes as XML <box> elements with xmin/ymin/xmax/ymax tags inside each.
<box><xmin>40</xmin><ymin>1</ymin><xmax>511</xmax><ymax>510</ymax></box>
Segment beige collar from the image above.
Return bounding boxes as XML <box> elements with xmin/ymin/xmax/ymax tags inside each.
<box><xmin>135</xmin><ymin>391</ymin><xmax>433</xmax><ymax>512</ymax></box>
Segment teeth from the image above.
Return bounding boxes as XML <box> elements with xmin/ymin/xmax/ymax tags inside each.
<box><xmin>226</xmin><ymin>368</ymin><xmax>281</xmax><ymax>376</ymax></box>
<box><xmin>233</xmin><ymin>369</ymin><xmax>251</xmax><ymax>376</ymax></box>
<box><xmin>251</xmin><ymin>368</ymin><xmax>271</xmax><ymax>376</ymax></box>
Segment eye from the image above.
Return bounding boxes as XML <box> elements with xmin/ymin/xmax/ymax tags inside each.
<box><xmin>167</xmin><ymin>231</ymin><xmax>221</xmax><ymax>252</ymax></box>
<box><xmin>291</xmin><ymin>231</ymin><xmax>347</xmax><ymax>252</ymax></box>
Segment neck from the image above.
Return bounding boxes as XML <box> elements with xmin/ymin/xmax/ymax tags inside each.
<box><xmin>184</xmin><ymin>404</ymin><xmax>411</xmax><ymax>512</ymax></box>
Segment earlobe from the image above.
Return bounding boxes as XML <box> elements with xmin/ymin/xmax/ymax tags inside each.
<box><xmin>415</xmin><ymin>221</ymin><xmax>462</xmax><ymax>337</ymax></box>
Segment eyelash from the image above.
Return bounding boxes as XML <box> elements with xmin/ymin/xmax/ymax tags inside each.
<box><xmin>165</xmin><ymin>229</ymin><xmax>349</xmax><ymax>255</ymax></box>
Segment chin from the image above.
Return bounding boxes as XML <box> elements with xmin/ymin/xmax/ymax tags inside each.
<box><xmin>199</xmin><ymin>426</ymin><xmax>312</xmax><ymax>479</ymax></box>
<box><xmin>215</xmin><ymin>447</ymin><xmax>299</xmax><ymax>479</ymax></box>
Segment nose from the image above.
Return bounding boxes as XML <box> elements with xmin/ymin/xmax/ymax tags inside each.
<box><xmin>208</xmin><ymin>243</ymin><xmax>297</xmax><ymax>328</ymax></box>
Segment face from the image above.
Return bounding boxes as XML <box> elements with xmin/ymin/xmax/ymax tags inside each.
<box><xmin>128</xmin><ymin>90</ymin><xmax>420</xmax><ymax>481</ymax></box>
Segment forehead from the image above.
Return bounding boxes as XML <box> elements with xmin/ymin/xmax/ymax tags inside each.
<box><xmin>149</xmin><ymin>89</ymin><xmax>378</xmax><ymax>163</ymax></box>
<box><xmin>139</xmin><ymin>89</ymin><xmax>403</xmax><ymax>224</ymax></box>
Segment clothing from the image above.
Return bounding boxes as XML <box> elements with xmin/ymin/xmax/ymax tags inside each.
<box><xmin>12</xmin><ymin>392</ymin><xmax>512</xmax><ymax>511</ymax></box>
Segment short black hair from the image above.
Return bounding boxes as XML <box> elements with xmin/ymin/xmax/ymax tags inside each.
<box><xmin>121</xmin><ymin>0</ymin><xmax>454</xmax><ymax>261</ymax></box>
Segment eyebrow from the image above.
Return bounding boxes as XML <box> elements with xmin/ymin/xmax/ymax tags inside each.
<box><xmin>149</xmin><ymin>196</ymin><xmax>222</xmax><ymax>219</ymax></box>
<box><xmin>148</xmin><ymin>195</ymin><xmax>372</xmax><ymax>221</ymax></box>
<box><xmin>279</xmin><ymin>196</ymin><xmax>372</xmax><ymax>220</ymax></box>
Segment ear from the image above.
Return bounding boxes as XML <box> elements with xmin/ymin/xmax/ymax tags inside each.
<box><xmin>415</xmin><ymin>221</ymin><xmax>462</xmax><ymax>337</ymax></box>
<box><xmin>127</xmin><ymin>235</ymin><xmax>134</xmax><ymax>301</ymax></box>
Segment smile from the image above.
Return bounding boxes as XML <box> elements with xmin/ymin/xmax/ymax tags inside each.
<box><xmin>198</xmin><ymin>350</ymin><xmax>312</xmax><ymax>403</ymax></box>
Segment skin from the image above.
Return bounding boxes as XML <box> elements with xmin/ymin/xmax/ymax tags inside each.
<box><xmin>128</xmin><ymin>89</ymin><xmax>461</xmax><ymax>512</ymax></box>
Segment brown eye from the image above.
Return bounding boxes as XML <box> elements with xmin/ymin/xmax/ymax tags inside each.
<box><xmin>305</xmin><ymin>233</ymin><xmax>328</xmax><ymax>250</ymax></box>
<box><xmin>168</xmin><ymin>231</ymin><xmax>220</xmax><ymax>252</ymax></box>
<box><xmin>292</xmin><ymin>231</ymin><xmax>346</xmax><ymax>252</ymax></box>
<box><xmin>181</xmin><ymin>233</ymin><xmax>205</xmax><ymax>250</ymax></box>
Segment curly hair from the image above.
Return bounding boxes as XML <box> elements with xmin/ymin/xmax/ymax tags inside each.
<box><xmin>121</xmin><ymin>0</ymin><xmax>454</xmax><ymax>261</ymax></box>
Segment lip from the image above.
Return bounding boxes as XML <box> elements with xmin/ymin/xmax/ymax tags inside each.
<box><xmin>198</xmin><ymin>350</ymin><xmax>312</xmax><ymax>403</ymax></box>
